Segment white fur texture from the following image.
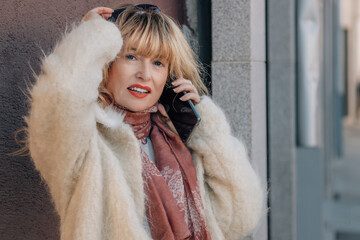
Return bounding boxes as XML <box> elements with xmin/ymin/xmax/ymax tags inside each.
<box><xmin>27</xmin><ymin>18</ymin><xmax>264</xmax><ymax>240</ymax></box>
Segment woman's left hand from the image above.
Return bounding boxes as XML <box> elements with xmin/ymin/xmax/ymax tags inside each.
<box><xmin>81</xmin><ymin>7</ymin><xmax>113</xmax><ymax>22</ymax></box>
<box><xmin>172</xmin><ymin>78</ymin><xmax>200</xmax><ymax>105</ymax></box>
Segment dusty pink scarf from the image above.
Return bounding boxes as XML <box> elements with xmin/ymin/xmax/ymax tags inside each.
<box><xmin>114</xmin><ymin>103</ymin><xmax>211</xmax><ymax>240</ymax></box>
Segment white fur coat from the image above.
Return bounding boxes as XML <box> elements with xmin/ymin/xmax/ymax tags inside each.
<box><xmin>26</xmin><ymin>18</ymin><xmax>264</xmax><ymax>240</ymax></box>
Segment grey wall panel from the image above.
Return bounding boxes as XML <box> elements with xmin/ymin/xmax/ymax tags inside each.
<box><xmin>212</xmin><ymin>61</ymin><xmax>252</xmax><ymax>152</ymax></box>
<box><xmin>212</xmin><ymin>0</ymin><xmax>251</xmax><ymax>61</ymax></box>
<box><xmin>296</xmin><ymin>147</ymin><xmax>323</xmax><ymax>240</ymax></box>
<box><xmin>212</xmin><ymin>0</ymin><xmax>267</xmax><ymax>239</ymax></box>
<box><xmin>267</xmin><ymin>0</ymin><xmax>297</xmax><ymax>239</ymax></box>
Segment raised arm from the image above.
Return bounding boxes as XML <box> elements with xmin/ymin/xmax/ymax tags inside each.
<box><xmin>27</xmin><ymin>17</ymin><xmax>122</xmax><ymax>216</ymax></box>
<box><xmin>187</xmin><ymin>96</ymin><xmax>265</xmax><ymax>240</ymax></box>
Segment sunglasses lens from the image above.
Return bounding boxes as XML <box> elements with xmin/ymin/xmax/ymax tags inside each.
<box><xmin>107</xmin><ymin>4</ymin><xmax>160</xmax><ymax>22</ymax></box>
<box><xmin>136</xmin><ymin>4</ymin><xmax>160</xmax><ymax>12</ymax></box>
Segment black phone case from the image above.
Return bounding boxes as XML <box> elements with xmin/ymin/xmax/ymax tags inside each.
<box><xmin>159</xmin><ymin>86</ymin><xmax>201</xmax><ymax>143</ymax></box>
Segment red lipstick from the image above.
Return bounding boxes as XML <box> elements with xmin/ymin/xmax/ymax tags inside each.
<box><xmin>127</xmin><ymin>84</ymin><xmax>152</xmax><ymax>98</ymax></box>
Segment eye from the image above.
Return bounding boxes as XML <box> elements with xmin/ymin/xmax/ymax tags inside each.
<box><xmin>126</xmin><ymin>55</ymin><xmax>136</xmax><ymax>60</ymax></box>
<box><xmin>154</xmin><ymin>61</ymin><xmax>163</xmax><ymax>66</ymax></box>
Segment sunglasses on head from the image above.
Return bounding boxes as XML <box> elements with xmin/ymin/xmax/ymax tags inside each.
<box><xmin>107</xmin><ymin>4</ymin><xmax>161</xmax><ymax>22</ymax></box>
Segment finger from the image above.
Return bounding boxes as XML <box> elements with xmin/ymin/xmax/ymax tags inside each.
<box><xmin>91</xmin><ymin>7</ymin><xmax>114</xmax><ymax>14</ymax></box>
<box><xmin>81</xmin><ymin>11</ymin><xmax>101</xmax><ymax>22</ymax></box>
<box><xmin>173</xmin><ymin>84</ymin><xmax>198</xmax><ymax>94</ymax></box>
<box><xmin>180</xmin><ymin>92</ymin><xmax>200</xmax><ymax>104</ymax></box>
<box><xmin>102</xmin><ymin>13</ymin><xmax>112</xmax><ymax>19</ymax></box>
<box><xmin>171</xmin><ymin>78</ymin><xmax>192</xmax><ymax>87</ymax></box>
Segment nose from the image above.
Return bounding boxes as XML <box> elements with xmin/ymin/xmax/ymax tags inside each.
<box><xmin>137</xmin><ymin>60</ymin><xmax>152</xmax><ymax>82</ymax></box>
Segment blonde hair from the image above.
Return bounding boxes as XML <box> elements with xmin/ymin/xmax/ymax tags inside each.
<box><xmin>11</xmin><ymin>127</ymin><xmax>29</xmax><ymax>157</ymax></box>
<box><xmin>98</xmin><ymin>4</ymin><xmax>209</xmax><ymax>104</ymax></box>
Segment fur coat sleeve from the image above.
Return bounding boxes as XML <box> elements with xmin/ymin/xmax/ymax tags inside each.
<box><xmin>27</xmin><ymin>19</ymin><xmax>152</xmax><ymax>240</ymax></box>
<box><xmin>187</xmin><ymin>96</ymin><xmax>265</xmax><ymax>240</ymax></box>
<box><xmin>27</xmin><ymin>18</ymin><xmax>122</xmax><ymax>217</ymax></box>
<box><xmin>27</xmin><ymin>19</ymin><xmax>122</xmax><ymax>215</ymax></box>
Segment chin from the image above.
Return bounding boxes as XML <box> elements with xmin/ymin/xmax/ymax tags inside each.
<box><xmin>129</xmin><ymin>106</ymin><xmax>148</xmax><ymax>112</ymax></box>
<box><xmin>114</xmin><ymin>96</ymin><xmax>159</xmax><ymax>112</ymax></box>
<box><xmin>127</xmin><ymin>103</ymin><xmax>157</xmax><ymax>112</ymax></box>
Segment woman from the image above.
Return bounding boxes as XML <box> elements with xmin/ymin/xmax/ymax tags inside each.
<box><xmin>26</xmin><ymin>4</ymin><xmax>264</xmax><ymax>240</ymax></box>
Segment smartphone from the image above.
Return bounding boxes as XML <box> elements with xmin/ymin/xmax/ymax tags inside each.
<box><xmin>159</xmin><ymin>85</ymin><xmax>201</xmax><ymax>143</ymax></box>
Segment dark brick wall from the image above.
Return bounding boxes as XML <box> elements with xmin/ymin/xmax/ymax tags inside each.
<box><xmin>0</xmin><ymin>1</ymin><xmax>183</xmax><ymax>239</ymax></box>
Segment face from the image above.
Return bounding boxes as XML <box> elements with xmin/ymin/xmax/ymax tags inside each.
<box><xmin>106</xmin><ymin>47</ymin><xmax>169</xmax><ymax>112</ymax></box>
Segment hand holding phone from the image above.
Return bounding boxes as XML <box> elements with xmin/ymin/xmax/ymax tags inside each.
<box><xmin>159</xmin><ymin>85</ymin><xmax>201</xmax><ymax>143</ymax></box>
